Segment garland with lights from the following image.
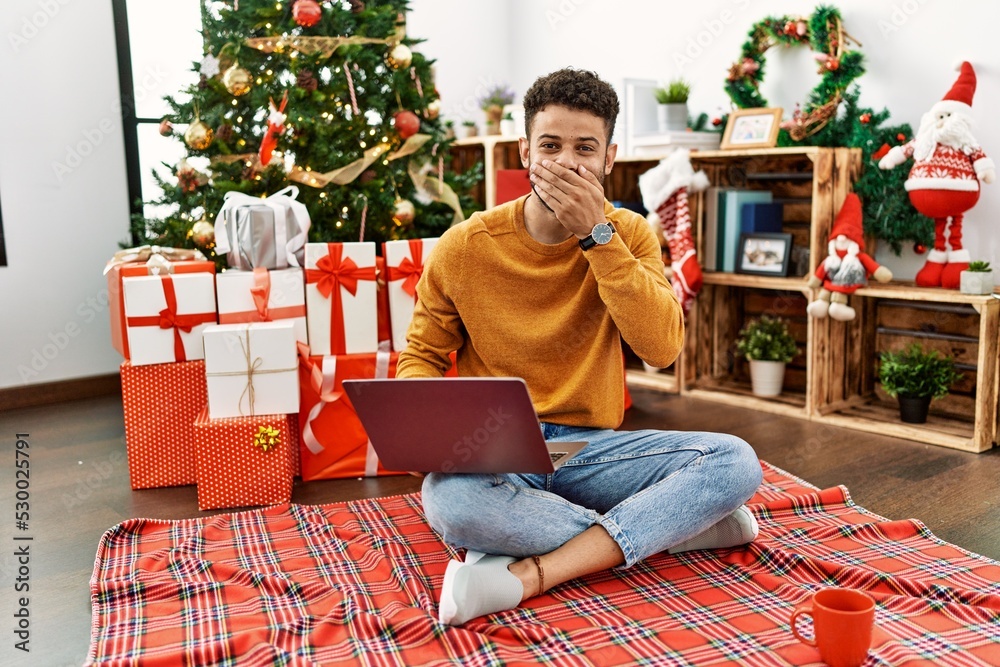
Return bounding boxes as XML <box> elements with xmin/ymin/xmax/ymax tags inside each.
<box><xmin>132</xmin><ymin>0</ymin><xmax>482</xmax><ymax>267</ymax></box>
<box><xmin>724</xmin><ymin>5</ymin><xmax>931</xmax><ymax>251</ymax></box>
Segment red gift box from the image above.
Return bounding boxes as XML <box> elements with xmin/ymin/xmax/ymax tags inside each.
<box><xmin>120</xmin><ymin>359</ymin><xmax>206</xmax><ymax>489</ymax></box>
<box><xmin>297</xmin><ymin>346</ymin><xmax>457</xmax><ymax>481</ymax></box>
<box><xmin>106</xmin><ymin>255</ymin><xmax>216</xmax><ymax>359</ymax></box>
<box><xmin>193</xmin><ymin>408</ymin><xmax>297</xmax><ymax>511</ymax></box>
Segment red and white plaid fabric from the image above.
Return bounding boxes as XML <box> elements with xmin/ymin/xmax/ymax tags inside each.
<box><xmin>87</xmin><ymin>462</ymin><xmax>1000</xmax><ymax>666</ymax></box>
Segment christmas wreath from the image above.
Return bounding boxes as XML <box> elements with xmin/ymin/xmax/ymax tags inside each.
<box><xmin>725</xmin><ymin>5</ymin><xmax>863</xmax><ymax>140</ymax></box>
<box><xmin>723</xmin><ymin>5</ymin><xmax>932</xmax><ymax>252</ymax></box>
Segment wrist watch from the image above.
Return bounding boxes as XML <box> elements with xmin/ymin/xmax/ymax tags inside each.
<box><xmin>579</xmin><ymin>222</ymin><xmax>615</xmax><ymax>250</ymax></box>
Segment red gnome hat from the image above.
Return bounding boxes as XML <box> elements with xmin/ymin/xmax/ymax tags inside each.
<box><xmin>829</xmin><ymin>193</ymin><xmax>864</xmax><ymax>247</ymax></box>
<box><xmin>934</xmin><ymin>61</ymin><xmax>976</xmax><ymax>116</ymax></box>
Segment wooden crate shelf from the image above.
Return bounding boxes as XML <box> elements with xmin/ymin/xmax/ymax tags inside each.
<box><xmin>621</xmin><ymin>147</ymin><xmax>999</xmax><ymax>453</ymax></box>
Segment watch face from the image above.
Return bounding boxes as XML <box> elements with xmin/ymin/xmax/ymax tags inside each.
<box><xmin>592</xmin><ymin>223</ymin><xmax>614</xmax><ymax>245</ymax></box>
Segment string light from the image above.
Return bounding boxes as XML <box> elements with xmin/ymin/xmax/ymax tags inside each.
<box><xmin>359</xmin><ymin>141</ymin><xmax>367</xmax><ymax>148</ymax></box>
<box><xmin>231</xmin><ymin>99</ymin><xmax>238</xmax><ymax>106</ymax></box>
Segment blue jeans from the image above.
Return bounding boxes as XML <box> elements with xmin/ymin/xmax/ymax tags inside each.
<box><xmin>421</xmin><ymin>424</ymin><xmax>763</xmax><ymax>568</ymax></box>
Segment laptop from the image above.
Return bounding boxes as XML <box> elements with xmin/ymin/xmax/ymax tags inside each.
<box><xmin>342</xmin><ymin>377</ymin><xmax>587</xmax><ymax>474</ymax></box>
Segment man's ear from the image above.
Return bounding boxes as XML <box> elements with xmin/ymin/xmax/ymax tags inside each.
<box><xmin>605</xmin><ymin>143</ymin><xmax>618</xmax><ymax>175</ymax></box>
<box><xmin>518</xmin><ymin>137</ymin><xmax>530</xmax><ymax>168</ymax></box>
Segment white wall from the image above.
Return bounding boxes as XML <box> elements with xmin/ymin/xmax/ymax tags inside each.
<box><xmin>2</xmin><ymin>0</ymin><xmax>998</xmax><ymax>389</ymax></box>
<box><xmin>0</xmin><ymin>1</ymin><xmax>132</xmax><ymax>390</ymax></box>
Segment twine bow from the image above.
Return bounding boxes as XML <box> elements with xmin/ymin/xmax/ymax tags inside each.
<box><xmin>205</xmin><ymin>326</ymin><xmax>297</xmax><ymax>416</ymax></box>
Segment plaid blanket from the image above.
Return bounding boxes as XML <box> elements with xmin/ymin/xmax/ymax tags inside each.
<box><xmin>88</xmin><ymin>462</ymin><xmax>1000</xmax><ymax>666</ymax></box>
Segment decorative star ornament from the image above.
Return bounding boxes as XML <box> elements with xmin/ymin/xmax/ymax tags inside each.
<box><xmin>201</xmin><ymin>53</ymin><xmax>221</xmax><ymax>78</ymax></box>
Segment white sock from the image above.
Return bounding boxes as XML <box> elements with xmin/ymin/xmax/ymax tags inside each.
<box><xmin>438</xmin><ymin>554</ymin><xmax>523</xmax><ymax>625</ymax></box>
<box><xmin>668</xmin><ymin>505</ymin><xmax>759</xmax><ymax>554</ymax></box>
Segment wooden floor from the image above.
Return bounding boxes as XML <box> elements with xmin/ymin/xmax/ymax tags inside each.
<box><xmin>3</xmin><ymin>387</ymin><xmax>999</xmax><ymax>666</ymax></box>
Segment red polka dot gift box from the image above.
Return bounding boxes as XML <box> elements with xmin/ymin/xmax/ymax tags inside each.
<box><xmin>193</xmin><ymin>408</ymin><xmax>297</xmax><ymax>511</ymax></box>
<box><xmin>120</xmin><ymin>359</ymin><xmax>206</xmax><ymax>490</ymax></box>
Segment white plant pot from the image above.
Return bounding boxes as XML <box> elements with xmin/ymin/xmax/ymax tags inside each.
<box><xmin>749</xmin><ymin>359</ymin><xmax>786</xmax><ymax>397</ymax></box>
<box><xmin>461</xmin><ymin>125</ymin><xmax>478</xmax><ymax>139</ymax></box>
<box><xmin>500</xmin><ymin>119</ymin><xmax>518</xmax><ymax>136</ymax></box>
<box><xmin>960</xmin><ymin>270</ymin><xmax>994</xmax><ymax>295</ymax></box>
<box><xmin>657</xmin><ymin>103</ymin><xmax>688</xmax><ymax>132</ymax></box>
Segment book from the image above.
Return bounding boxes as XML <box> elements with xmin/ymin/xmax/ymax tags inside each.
<box><xmin>701</xmin><ymin>187</ymin><xmax>724</xmax><ymax>271</ymax></box>
<box><xmin>741</xmin><ymin>202</ymin><xmax>784</xmax><ymax>234</ymax></box>
<box><xmin>720</xmin><ymin>190</ymin><xmax>773</xmax><ymax>272</ymax></box>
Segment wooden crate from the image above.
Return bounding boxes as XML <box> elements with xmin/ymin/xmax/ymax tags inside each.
<box><xmin>813</xmin><ymin>283</ymin><xmax>999</xmax><ymax>453</ymax></box>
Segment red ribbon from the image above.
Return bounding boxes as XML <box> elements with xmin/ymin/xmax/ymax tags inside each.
<box><xmin>249</xmin><ymin>267</ymin><xmax>271</xmax><ymax>320</ymax></box>
<box><xmin>387</xmin><ymin>239</ymin><xmax>424</xmax><ymax>300</ymax></box>
<box><xmin>305</xmin><ymin>244</ymin><xmax>377</xmax><ymax>354</ymax></box>
<box><xmin>125</xmin><ymin>275</ymin><xmax>215</xmax><ymax>361</ymax></box>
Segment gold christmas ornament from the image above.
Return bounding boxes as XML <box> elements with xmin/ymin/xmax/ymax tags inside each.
<box><xmin>223</xmin><ymin>63</ymin><xmax>252</xmax><ymax>96</ymax></box>
<box><xmin>425</xmin><ymin>99</ymin><xmax>441</xmax><ymax>120</ymax></box>
<box><xmin>190</xmin><ymin>218</ymin><xmax>215</xmax><ymax>246</ymax></box>
<box><xmin>385</xmin><ymin>43</ymin><xmax>412</xmax><ymax>70</ymax></box>
<box><xmin>184</xmin><ymin>120</ymin><xmax>214</xmax><ymax>150</ymax></box>
<box><xmin>392</xmin><ymin>198</ymin><xmax>416</xmax><ymax>226</ymax></box>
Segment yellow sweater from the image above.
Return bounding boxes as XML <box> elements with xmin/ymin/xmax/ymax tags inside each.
<box><xmin>396</xmin><ymin>195</ymin><xmax>684</xmax><ymax>428</ymax></box>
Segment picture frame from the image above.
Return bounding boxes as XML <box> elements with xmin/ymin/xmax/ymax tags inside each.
<box><xmin>736</xmin><ymin>232</ymin><xmax>793</xmax><ymax>276</ymax></box>
<box><xmin>720</xmin><ymin>107</ymin><xmax>783</xmax><ymax>150</ymax></box>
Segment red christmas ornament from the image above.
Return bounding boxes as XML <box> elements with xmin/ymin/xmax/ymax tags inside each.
<box><xmin>711</xmin><ymin>117</ymin><xmax>722</xmax><ymax>127</ymax></box>
<box><xmin>859</xmin><ymin>112</ymin><xmax>871</xmax><ymax>124</ymax></box>
<box><xmin>913</xmin><ymin>242</ymin><xmax>927</xmax><ymax>255</ymax></box>
<box><xmin>292</xmin><ymin>0</ymin><xmax>322</xmax><ymax>27</ymax></box>
<box><xmin>896</xmin><ymin>133</ymin><xmax>906</xmax><ymax>142</ymax></box>
<box><xmin>393</xmin><ymin>110</ymin><xmax>421</xmax><ymax>139</ymax></box>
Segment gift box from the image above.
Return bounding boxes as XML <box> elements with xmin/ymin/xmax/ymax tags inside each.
<box><xmin>105</xmin><ymin>246</ymin><xmax>215</xmax><ymax>359</ymax></box>
<box><xmin>384</xmin><ymin>238</ymin><xmax>439</xmax><ymax>353</ymax></box>
<box><xmin>120</xmin><ymin>359</ymin><xmax>206</xmax><ymax>489</ymax></box>
<box><xmin>297</xmin><ymin>346</ymin><xmax>458</xmax><ymax>481</ymax></box>
<box><xmin>304</xmin><ymin>242</ymin><xmax>379</xmax><ymax>356</ymax></box>
<box><xmin>123</xmin><ymin>273</ymin><xmax>218</xmax><ymax>366</ymax></box>
<box><xmin>214</xmin><ymin>187</ymin><xmax>311</xmax><ymax>270</ymax></box>
<box><xmin>203</xmin><ymin>322</ymin><xmax>300</xmax><ymax>419</ymax></box>
<box><xmin>194</xmin><ymin>408</ymin><xmax>296</xmax><ymax>511</ymax></box>
<box><xmin>216</xmin><ymin>267</ymin><xmax>308</xmax><ymax>344</ymax></box>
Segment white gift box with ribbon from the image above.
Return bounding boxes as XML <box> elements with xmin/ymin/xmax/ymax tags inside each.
<box><xmin>214</xmin><ymin>186</ymin><xmax>311</xmax><ymax>270</ymax></box>
<box><xmin>304</xmin><ymin>242</ymin><xmax>379</xmax><ymax>356</ymax></box>
<box><xmin>216</xmin><ymin>267</ymin><xmax>308</xmax><ymax>345</ymax></box>
<box><xmin>383</xmin><ymin>238</ymin><xmax>439</xmax><ymax>352</ymax></box>
<box><xmin>122</xmin><ymin>273</ymin><xmax>218</xmax><ymax>366</ymax></box>
<box><xmin>203</xmin><ymin>321</ymin><xmax>300</xmax><ymax>419</ymax></box>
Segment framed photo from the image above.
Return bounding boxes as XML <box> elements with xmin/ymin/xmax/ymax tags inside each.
<box><xmin>720</xmin><ymin>107</ymin><xmax>783</xmax><ymax>150</ymax></box>
<box><xmin>737</xmin><ymin>232</ymin><xmax>793</xmax><ymax>276</ymax></box>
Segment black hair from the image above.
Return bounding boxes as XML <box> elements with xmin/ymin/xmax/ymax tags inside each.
<box><xmin>522</xmin><ymin>68</ymin><xmax>620</xmax><ymax>143</ymax></box>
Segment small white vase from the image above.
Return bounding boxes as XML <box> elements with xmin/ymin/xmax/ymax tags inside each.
<box><xmin>500</xmin><ymin>119</ymin><xmax>518</xmax><ymax>136</ymax></box>
<box><xmin>749</xmin><ymin>359</ymin><xmax>786</xmax><ymax>397</ymax></box>
<box><xmin>960</xmin><ymin>270</ymin><xmax>994</xmax><ymax>295</ymax></box>
<box><xmin>657</xmin><ymin>103</ymin><xmax>688</xmax><ymax>132</ymax></box>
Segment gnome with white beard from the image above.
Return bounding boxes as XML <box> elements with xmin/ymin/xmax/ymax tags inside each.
<box><xmin>807</xmin><ymin>193</ymin><xmax>892</xmax><ymax>321</ymax></box>
<box><xmin>879</xmin><ymin>61</ymin><xmax>995</xmax><ymax>288</ymax></box>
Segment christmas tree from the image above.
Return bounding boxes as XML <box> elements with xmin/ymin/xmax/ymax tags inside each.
<box><xmin>133</xmin><ymin>0</ymin><xmax>481</xmax><ymax>265</ymax></box>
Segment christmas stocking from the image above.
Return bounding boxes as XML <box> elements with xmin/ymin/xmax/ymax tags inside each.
<box><xmin>638</xmin><ymin>149</ymin><xmax>709</xmax><ymax>316</ymax></box>
<box><xmin>653</xmin><ymin>187</ymin><xmax>701</xmax><ymax>314</ymax></box>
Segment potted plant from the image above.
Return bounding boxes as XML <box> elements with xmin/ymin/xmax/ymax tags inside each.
<box><xmin>500</xmin><ymin>112</ymin><xmax>517</xmax><ymax>137</ymax></box>
<box><xmin>960</xmin><ymin>261</ymin><xmax>993</xmax><ymax>295</ymax></box>
<box><xmin>736</xmin><ymin>315</ymin><xmax>797</xmax><ymax>397</ymax></box>
<box><xmin>878</xmin><ymin>343</ymin><xmax>961</xmax><ymax>424</ymax></box>
<box><xmin>479</xmin><ymin>83</ymin><xmax>516</xmax><ymax>136</ymax></box>
<box><xmin>460</xmin><ymin>120</ymin><xmax>478</xmax><ymax>139</ymax></box>
<box><xmin>444</xmin><ymin>120</ymin><xmax>456</xmax><ymax>140</ymax></box>
<box><xmin>654</xmin><ymin>78</ymin><xmax>691</xmax><ymax>133</ymax></box>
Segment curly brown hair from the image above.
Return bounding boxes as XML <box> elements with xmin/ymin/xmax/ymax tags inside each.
<box><xmin>522</xmin><ymin>68</ymin><xmax>620</xmax><ymax>143</ymax></box>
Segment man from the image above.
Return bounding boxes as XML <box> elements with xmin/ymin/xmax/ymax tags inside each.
<box><xmin>396</xmin><ymin>68</ymin><xmax>762</xmax><ymax>626</ymax></box>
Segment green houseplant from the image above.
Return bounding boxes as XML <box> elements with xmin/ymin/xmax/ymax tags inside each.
<box><xmin>653</xmin><ymin>78</ymin><xmax>691</xmax><ymax>132</ymax></box>
<box><xmin>878</xmin><ymin>343</ymin><xmax>961</xmax><ymax>423</ymax></box>
<box><xmin>736</xmin><ymin>315</ymin><xmax>797</xmax><ymax>396</ymax></box>
<box><xmin>479</xmin><ymin>83</ymin><xmax>516</xmax><ymax>135</ymax></box>
<box><xmin>960</xmin><ymin>261</ymin><xmax>993</xmax><ymax>295</ymax></box>
<box><xmin>460</xmin><ymin>119</ymin><xmax>478</xmax><ymax>139</ymax></box>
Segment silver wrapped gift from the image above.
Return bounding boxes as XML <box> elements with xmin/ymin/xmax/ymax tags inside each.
<box><xmin>214</xmin><ymin>186</ymin><xmax>311</xmax><ymax>270</ymax></box>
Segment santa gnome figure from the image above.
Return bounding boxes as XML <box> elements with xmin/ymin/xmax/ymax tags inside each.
<box><xmin>879</xmin><ymin>61</ymin><xmax>995</xmax><ymax>288</ymax></box>
<box><xmin>807</xmin><ymin>193</ymin><xmax>892</xmax><ymax>321</ymax></box>
<box><xmin>638</xmin><ymin>149</ymin><xmax>710</xmax><ymax>315</ymax></box>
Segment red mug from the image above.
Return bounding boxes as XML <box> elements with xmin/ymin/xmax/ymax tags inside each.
<box><xmin>790</xmin><ymin>588</ymin><xmax>875</xmax><ymax>667</ymax></box>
